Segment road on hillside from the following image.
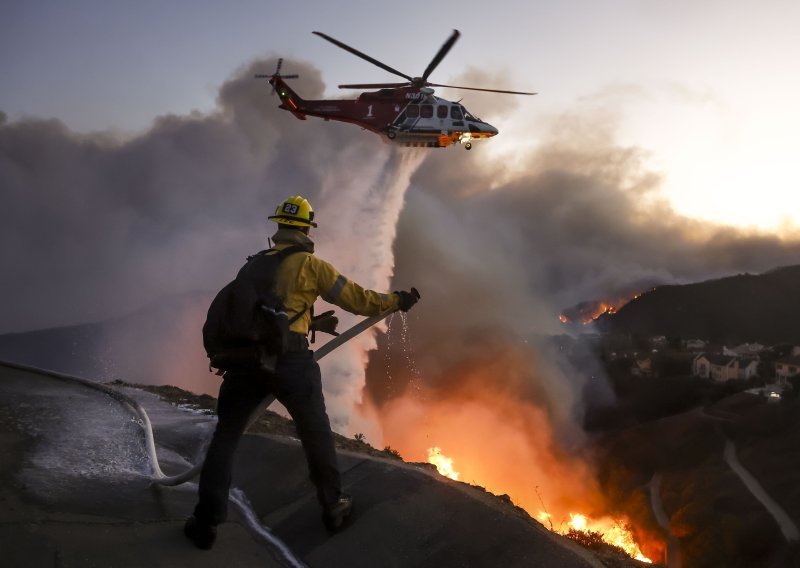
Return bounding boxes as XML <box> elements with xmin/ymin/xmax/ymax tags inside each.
<box><xmin>648</xmin><ymin>474</ymin><xmax>682</xmax><ymax>568</ymax></box>
<box><xmin>723</xmin><ymin>440</ymin><xmax>800</xmax><ymax>542</ymax></box>
<box><xmin>700</xmin><ymin>405</ymin><xmax>800</xmax><ymax>543</ymax></box>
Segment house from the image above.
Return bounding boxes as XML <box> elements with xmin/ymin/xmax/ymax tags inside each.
<box><xmin>723</xmin><ymin>343</ymin><xmax>766</xmax><ymax>357</ymax></box>
<box><xmin>631</xmin><ymin>357</ymin><xmax>653</xmax><ymax>377</ymax></box>
<box><xmin>775</xmin><ymin>355</ymin><xmax>800</xmax><ymax>385</ymax></box>
<box><xmin>693</xmin><ymin>354</ymin><xmax>759</xmax><ymax>382</ymax></box>
<box><xmin>686</xmin><ymin>339</ymin><xmax>707</xmax><ymax>352</ymax></box>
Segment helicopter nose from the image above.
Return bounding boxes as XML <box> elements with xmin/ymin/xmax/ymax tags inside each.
<box><xmin>483</xmin><ymin>123</ymin><xmax>498</xmax><ymax>136</ymax></box>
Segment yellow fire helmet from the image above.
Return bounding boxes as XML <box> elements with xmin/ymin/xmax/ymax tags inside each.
<box><xmin>268</xmin><ymin>195</ymin><xmax>318</xmax><ymax>228</ymax></box>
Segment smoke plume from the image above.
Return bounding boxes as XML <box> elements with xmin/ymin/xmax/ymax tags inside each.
<box><xmin>363</xmin><ymin>97</ymin><xmax>800</xmax><ymax>534</ymax></box>
<box><xmin>0</xmin><ymin>57</ymin><xmax>424</xmax><ymax>429</ymax></box>
<box><xmin>5</xmin><ymin>50</ymin><xmax>800</xmax><ymax>533</ymax></box>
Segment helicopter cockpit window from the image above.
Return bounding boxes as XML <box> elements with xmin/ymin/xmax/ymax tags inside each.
<box><xmin>406</xmin><ymin>105</ymin><xmax>420</xmax><ymax>118</ymax></box>
<box><xmin>450</xmin><ymin>106</ymin><xmax>463</xmax><ymax>119</ymax></box>
<box><xmin>437</xmin><ymin>105</ymin><xmax>448</xmax><ymax>119</ymax></box>
<box><xmin>463</xmin><ymin>109</ymin><xmax>483</xmax><ymax>122</ymax></box>
<box><xmin>420</xmin><ymin>104</ymin><xmax>434</xmax><ymax>118</ymax></box>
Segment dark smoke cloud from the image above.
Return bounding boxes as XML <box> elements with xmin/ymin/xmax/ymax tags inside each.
<box><xmin>5</xmin><ymin>50</ymin><xmax>800</xmax><ymax>440</ymax></box>
<box><xmin>394</xmin><ymin>103</ymin><xmax>800</xmax><ymax>331</ymax></box>
<box><xmin>366</xmin><ymin>100</ymin><xmax>800</xmax><ymax>439</ymax></box>
<box><xmin>0</xmin><ymin>58</ymin><xmax>376</xmax><ymax>334</ymax></box>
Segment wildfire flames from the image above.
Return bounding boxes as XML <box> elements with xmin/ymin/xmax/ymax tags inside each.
<box><xmin>559</xmin><ymin>290</ymin><xmax>649</xmax><ymax>325</ymax></box>
<box><xmin>427</xmin><ymin>447</ymin><xmax>460</xmax><ymax>480</ymax></box>
<box><xmin>379</xmin><ymin>348</ymin><xmax>663</xmax><ymax>564</ymax></box>
<box><xmin>540</xmin><ymin>512</ymin><xmax>652</xmax><ymax>563</ymax></box>
<box><xmin>426</xmin><ymin>446</ymin><xmax>651</xmax><ymax>562</ymax></box>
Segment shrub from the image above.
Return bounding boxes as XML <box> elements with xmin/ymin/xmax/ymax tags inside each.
<box><xmin>383</xmin><ymin>446</ymin><xmax>402</xmax><ymax>459</ymax></box>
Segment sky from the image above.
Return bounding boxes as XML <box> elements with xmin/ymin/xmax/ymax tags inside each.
<box><xmin>5</xmin><ymin>3</ymin><xmax>800</xmax><ymax>542</ymax></box>
<box><xmin>3</xmin><ymin>0</ymin><xmax>800</xmax><ymax>332</ymax></box>
<box><xmin>3</xmin><ymin>0</ymin><xmax>800</xmax><ymax>232</ymax></box>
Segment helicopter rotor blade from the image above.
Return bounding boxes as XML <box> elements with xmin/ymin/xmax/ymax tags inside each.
<box><xmin>421</xmin><ymin>29</ymin><xmax>460</xmax><ymax>82</ymax></box>
<box><xmin>338</xmin><ymin>82</ymin><xmax>410</xmax><ymax>89</ymax></box>
<box><xmin>428</xmin><ymin>82</ymin><xmax>537</xmax><ymax>96</ymax></box>
<box><xmin>313</xmin><ymin>31</ymin><xmax>413</xmax><ymax>82</ymax></box>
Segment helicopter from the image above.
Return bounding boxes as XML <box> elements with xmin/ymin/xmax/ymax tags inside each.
<box><xmin>256</xmin><ymin>30</ymin><xmax>536</xmax><ymax>150</ymax></box>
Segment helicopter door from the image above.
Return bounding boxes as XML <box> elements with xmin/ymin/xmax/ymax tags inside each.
<box><xmin>403</xmin><ymin>104</ymin><xmax>420</xmax><ymax>129</ymax></box>
<box><xmin>437</xmin><ymin>105</ymin><xmax>448</xmax><ymax>131</ymax></box>
<box><xmin>450</xmin><ymin>105</ymin><xmax>464</xmax><ymax>128</ymax></box>
<box><xmin>420</xmin><ymin>104</ymin><xmax>434</xmax><ymax>126</ymax></box>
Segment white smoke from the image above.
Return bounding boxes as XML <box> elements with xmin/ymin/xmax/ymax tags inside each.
<box><xmin>312</xmin><ymin>149</ymin><xmax>426</xmax><ymax>433</ymax></box>
<box><xmin>0</xmin><ymin>55</ymin><xmax>425</xmax><ymax>435</ymax></box>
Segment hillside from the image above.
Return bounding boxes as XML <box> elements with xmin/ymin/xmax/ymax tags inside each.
<box><xmin>592</xmin><ymin>389</ymin><xmax>800</xmax><ymax>567</ymax></box>
<box><xmin>0</xmin><ymin>363</ymin><xmax>647</xmax><ymax>568</ymax></box>
<box><xmin>594</xmin><ymin>265</ymin><xmax>800</xmax><ymax>344</ymax></box>
<box><xmin>0</xmin><ymin>291</ymin><xmax>214</xmax><ymax>393</ymax></box>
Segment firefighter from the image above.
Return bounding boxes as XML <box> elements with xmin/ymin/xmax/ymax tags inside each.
<box><xmin>185</xmin><ymin>196</ymin><xmax>419</xmax><ymax>549</ymax></box>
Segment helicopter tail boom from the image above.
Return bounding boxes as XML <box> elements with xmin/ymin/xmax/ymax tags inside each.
<box><xmin>269</xmin><ymin>76</ymin><xmax>308</xmax><ymax>119</ymax></box>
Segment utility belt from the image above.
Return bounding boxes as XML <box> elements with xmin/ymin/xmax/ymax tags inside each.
<box><xmin>285</xmin><ymin>332</ymin><xmax>310</xmax><ymax>352</ymax></box>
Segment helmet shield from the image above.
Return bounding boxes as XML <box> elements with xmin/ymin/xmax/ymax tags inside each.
<box><xmin>268</xmin><ymin>196</ymin><xmax>318</xmax><ymax>227</ymax></box>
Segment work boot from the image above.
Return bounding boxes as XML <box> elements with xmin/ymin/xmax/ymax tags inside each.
<box><xmin>184</xmin><ymin>515</ymin><xmax>217</xmax><ymax>550</ymax></box>
<box><xmin>322</xmin><ymin>493</ymin><xmax>354</xmax><ymax>533</ymax></box>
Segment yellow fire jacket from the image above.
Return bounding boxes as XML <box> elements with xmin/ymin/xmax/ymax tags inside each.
<box><xmin>271</xmin><ymin>228</ymin><xmax>400</xmax><ymax>334</ymax></box>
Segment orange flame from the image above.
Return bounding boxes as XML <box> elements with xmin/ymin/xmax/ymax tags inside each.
<box><xmin>427</xmin><ymin>447</ymin><xmax>460</xmax><ymax>480</ymax></box>
<box><xmin>379</xmin><ymin>348</ymin><xmax>662</xmax><ymax>564</ymax></box>
<box><xmin>558</xmin><ymin>289</ymin><xmax>649</xmax><ymax>325</ymax></box>
<box><xmin>563</xmin><ymin>513</ymin><xmax>652</xmax><ymax>563</ymax></box>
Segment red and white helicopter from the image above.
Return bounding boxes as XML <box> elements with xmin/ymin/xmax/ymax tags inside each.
<box><xmin>257</xmin><ymin>30</ymin><xmax>536</xmax><ymax>150</ymax></box>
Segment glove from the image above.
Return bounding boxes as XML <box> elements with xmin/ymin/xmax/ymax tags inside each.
<box><xmin>394</xmin><ymin>288</ymin><xmax>420</xmax><ymax>312</ymax></box>
<box><xmin>310</xmin><ymin>310</ymin><xmax>339</xmax><ymax>336</ymax></box>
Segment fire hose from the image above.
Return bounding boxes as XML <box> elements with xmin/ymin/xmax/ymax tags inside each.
<box><xmin>153</xmin><ymin>308</ymin><xmax>397</xmax><ymax>486</ymax></box>
<box><xmin>1</xmin><ymin>309</ymin><xmax>397</xmax><ymax>485</ymax></box>
<box><xmin>0</xmin><ymin>309</ymin><xmax>398</xmax><ymax>568</ymax></box>
<box><xmin>3</xmin><ymin>308</ymin><xmax>400</xmax><ymax>489</ymax></box>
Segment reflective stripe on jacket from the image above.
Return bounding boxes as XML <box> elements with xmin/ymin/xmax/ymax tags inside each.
<box><xmin>272</xmin><ymin>229</ymin><xmax>399</xmax><ymax>334</ymax></box>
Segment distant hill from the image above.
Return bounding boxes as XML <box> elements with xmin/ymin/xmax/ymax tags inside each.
<box><xmin>594</xmin><ymin>265</ymin><xmax>800</xmax><ymax>344</ymax></box>
<box><xmin>0</xmin><ymin>291</ymin><xmax>213</xmax><ymax>393</ymax></box>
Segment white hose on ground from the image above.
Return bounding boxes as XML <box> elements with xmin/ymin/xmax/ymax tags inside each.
<box><xmin>0</xmin><ymin>311</ymin><xmax>395</xmax><ymax>566</ymax></box>
<box><xmin>155</xmin><ymin>309</ymin><xmax>394</xmax><ymax>485</ymax></box>
<box><xmin>0</xmin><ymin>359</ymin><xmax>308</xmax><ymax>567</ymax></box>
<box><xmin>0</xmin><ymin>309</ymin><xmax>395</xmax><ymax>487</ymax></box>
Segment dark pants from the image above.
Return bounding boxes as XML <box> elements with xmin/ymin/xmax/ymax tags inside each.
<box><xmin>193</xmin><ymin>350</ymin><xmax>342</xmax><ymax>525</ymax></box>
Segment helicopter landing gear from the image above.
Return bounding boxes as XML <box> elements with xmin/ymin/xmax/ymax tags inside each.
<box><xmin>464</xmin><ymin>142</ymin><xmax>472</xmax><ymax>150</ymax></box>
<box><xmin>387</xmin><ymin>129</ymin><xmax>397</xmax><ymax>140</ymax></box>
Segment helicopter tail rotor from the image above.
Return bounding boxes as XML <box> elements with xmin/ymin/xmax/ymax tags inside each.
<box><xmin>255</xmin><ymin>58</ymin><xmax>299</xmax><ymax>95</ymax></box>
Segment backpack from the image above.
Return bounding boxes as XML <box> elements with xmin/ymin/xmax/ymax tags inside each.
<box><xmin>202</xmin><ymin>245</ymin><xmax>308</xmax><ymax>373</ymax></box>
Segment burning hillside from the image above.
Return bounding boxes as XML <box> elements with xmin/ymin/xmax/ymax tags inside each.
<box><xmin>427</xmin><ymin>446</ymin><xmax>653</xmax><ymax>562</ymax></box>
<box><xmin>374</xmin><ymin>337</ymin><xmax>664</xmax><ymax>563</ymax></box>
<box><xmin>559</xmin><ymin>286</ymin><xmax>656</xmax><ymax>325</ymax></box>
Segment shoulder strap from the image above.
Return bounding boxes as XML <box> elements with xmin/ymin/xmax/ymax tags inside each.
<box><xmin>276</xmin><ymin>244</ymin><xmax>311</xmax><ymax>260</ymax></box>
<box><xmin>246</xmin><ymin>244</ymin><xmax>310</xmax><ymax>263</ymax></box>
